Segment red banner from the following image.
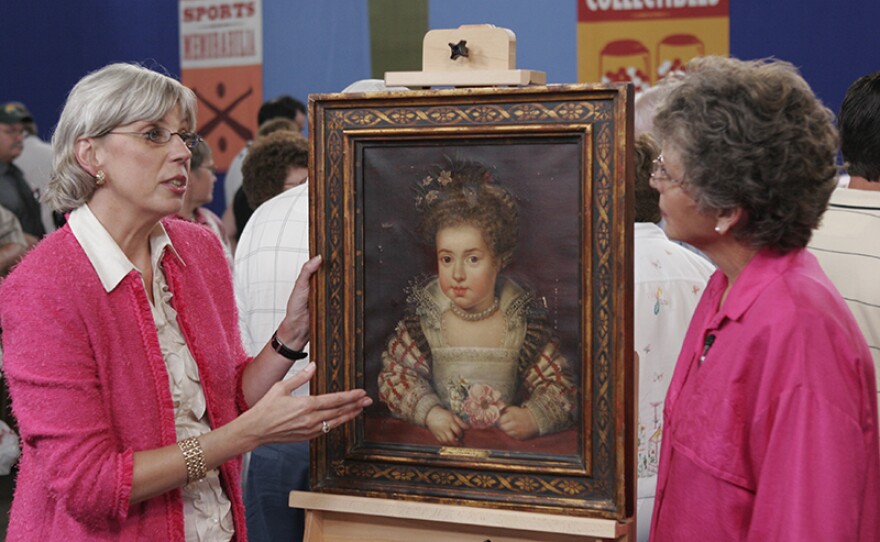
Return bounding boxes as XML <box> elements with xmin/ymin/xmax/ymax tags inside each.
<box><xmin>578</xmin><ymin>0</ymin><xmax>729</xmax><ymax>22</ymax></box>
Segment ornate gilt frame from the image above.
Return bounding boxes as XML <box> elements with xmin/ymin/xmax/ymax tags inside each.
<box><xmin>309</xmin><ymin>84</ymin><xmax>634</xmax><ymax>519</ymax></box>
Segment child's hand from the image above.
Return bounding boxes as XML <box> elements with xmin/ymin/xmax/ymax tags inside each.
<box><xmin>426</xmin><ymin>406</ymin><xmax>469</xmax><ymax>444</ymax></box>
<box><xmin>498</xmin><ymin>406</ymin><xmax>539</xmax><ymax>440</ymax></box>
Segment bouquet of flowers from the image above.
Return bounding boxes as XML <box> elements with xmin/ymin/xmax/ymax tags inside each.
<box><xmin>446</xmin><ymin>377</ymin><xmax>506</xmax><ymax>429</ymax></box>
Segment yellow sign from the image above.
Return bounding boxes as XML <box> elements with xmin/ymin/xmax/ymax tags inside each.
<box><xmin>578</xmin><ymin>1</ymin><xmax>729</xmax><ymax>91</ymax></box>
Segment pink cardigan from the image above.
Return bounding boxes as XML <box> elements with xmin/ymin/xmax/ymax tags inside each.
<box><xmin>0</xmin><ymin>218</ymin><xmax>251</xmax><ymax>541</ymax></box>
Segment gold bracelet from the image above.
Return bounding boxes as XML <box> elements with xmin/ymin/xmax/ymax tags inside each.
<box><xmin>178</xmin><ymin>436</ymin><xmax>207</xmax><ymax>484</ymax></box>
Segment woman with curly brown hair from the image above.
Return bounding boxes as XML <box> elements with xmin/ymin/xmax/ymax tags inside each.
<box><xmin>224</xmin><ymin>123</ymin><xmax>307</xmax><ymax>252</ymax></box>
<box><xmin>377</xmin><ymin>159</ymin><xmax>576</xmax><ymax>445</ymax></box>
<box><xmin>648</xmin><ymin>56</ymin><xmax>880</xmax><ymax>541</ymax></box>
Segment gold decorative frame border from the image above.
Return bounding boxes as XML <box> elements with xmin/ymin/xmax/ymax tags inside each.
<box><xmin>309</xmin><ymin>84</ymin><xmax>634</xmax><ymax>519</ymax></box>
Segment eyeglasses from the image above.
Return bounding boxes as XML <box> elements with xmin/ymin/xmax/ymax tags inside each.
<box><xmin>108</xmin><ymin>127</ymin><xmax>202</xmax><ymax>149</ymax></box>
<box><xmin>0</xmin><ymin>127</ymin><xmax>25</xmax><ymax>138</ymax></box>
<box><xmin>650</xmin><ymin>154</ymin><xmax>686</xmax><ymax>188</ymax></box>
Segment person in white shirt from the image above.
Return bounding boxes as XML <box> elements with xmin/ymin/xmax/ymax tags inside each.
<box><xmin>632</xmin><ymin>134</ymin><xmax>715</xmax><ymax>542</ymax></box>
<box><xmin>235</xmin><ymin>137</ymin><xmax>310</xmax><ymax>362</ymax></box>
<box><xmin>234</xmin><ymin>79</ymin><xmax>405</xmax><ymax>542</ymax></box>
<box><xmin>808</xmin><ymin>71</ymin><xmax>880</xmax><ymax>417</ymax></box>
<box><xmin>233</xmin><ymin>131</ymin><xmax>310</xmax><ymax>542</ymax></box>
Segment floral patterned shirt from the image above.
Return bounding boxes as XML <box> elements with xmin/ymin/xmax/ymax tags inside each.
<box><xmin>633</xmin><ymin>223</ymin><xmax>714</xmax><ymax>541</ymax></box>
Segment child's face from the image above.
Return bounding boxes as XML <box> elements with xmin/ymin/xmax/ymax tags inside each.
<box><xmin>436</xmin><ymin>223</ymin><xmax>500</xmax><ymax>314</ymax></box>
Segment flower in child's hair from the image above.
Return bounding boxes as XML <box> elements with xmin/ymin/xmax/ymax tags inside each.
<box><xmin>421</xmin><ymin>175</ymin><xmax>434</xmax><ymax>187</ymax></box>
<box><xmin>438</xmin><ymin>170</ymin><xmax>453</xmax><ymax>186</ymax></box>
<box><xmin>425</xmin><ymin>191</ymin><xmax>439</xmax><ymax>204</ymax></box>
<box><xmin>463</xmin><ymin>384</ymin><xmax>505</xmax><ymax>428</ymax></box>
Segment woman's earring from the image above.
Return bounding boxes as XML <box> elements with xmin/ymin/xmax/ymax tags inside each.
<box><xmin>714</xmin><ymin>225</ymin><xmax>722</xmax><ymax>234</ymax></box>
<box><xmin>95</xmin><ymin>170</ymin><xmax>106</xmax><ymax>186</ymax></box>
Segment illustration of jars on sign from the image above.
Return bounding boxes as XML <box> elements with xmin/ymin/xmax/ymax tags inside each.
<box><xmin>599</xmin><ymin>39</ymin><xmax>651</xmax><ymax>92</ymax></box>
<box><xmin>657</xmin><ymin>34</ymin><xmax>704</xmax><ymax>81</ymax></box>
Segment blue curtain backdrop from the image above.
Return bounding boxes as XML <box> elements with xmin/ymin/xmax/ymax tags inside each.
<box><xmin>428</xmin><ymin>1</ymin><xmax>577</xmax><ymax>84</ymax></box>
<box><xmin>1</xmin><ymin>0</ymin><xmax>878</xmax><ymax>212</ymax></box>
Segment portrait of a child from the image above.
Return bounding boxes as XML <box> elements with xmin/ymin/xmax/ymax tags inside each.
<box><xmin>377</xmin><ymin>158</ymin><xmax>577</xmax><ymax>445</ymax></box>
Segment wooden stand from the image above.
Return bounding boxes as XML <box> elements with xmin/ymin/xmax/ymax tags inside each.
<box><xmin>385</xmin><ymin>24</ymin><xmax>546</xmax><ymax>87</ymax></box>
<box><xmin>291</xmin><ymin>492</ymin><xmax>633</xmax><ymax>542</ymax></box>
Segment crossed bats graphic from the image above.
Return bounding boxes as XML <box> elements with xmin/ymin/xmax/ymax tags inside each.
<box><xmin>194</xmin><ymin>86</ymin><xmax>254</xmax><ymax>141</ymax></box>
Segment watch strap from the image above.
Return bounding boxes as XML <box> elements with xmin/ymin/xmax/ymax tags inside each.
<box><xmin>270</xmin><ymin>331</ymin><xmax>308</xmax><ymax>360</ymax></box>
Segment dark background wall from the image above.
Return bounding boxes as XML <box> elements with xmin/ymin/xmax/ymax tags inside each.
<box><xmin>1</xmin><ymin>0</ymin><xmax>877</xmax><ymax>211</ymax></box>
<box><xmin>1</xmin><ymin>2</ymin><xmax>182</xmax><ymax>142</ymax></box>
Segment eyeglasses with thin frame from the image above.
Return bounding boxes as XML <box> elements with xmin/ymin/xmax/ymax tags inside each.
<box><xmin>108</xmin><ymin>127</ymin><xmax>202</xmax><ymax>150</ymax></box>
<box><xmin>0</xmin><ymin>126</ymin><xmax>26</xmax><ymax>138</ymax></box>
<box><xmin>650</xmin><ymin>154</ymin><xmax>686</xmax><ymax>188</ymax></box>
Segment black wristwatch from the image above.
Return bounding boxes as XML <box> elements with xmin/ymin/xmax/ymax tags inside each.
<box><xmin>270</xmin><ymin>331</ymin><xmax>308</xmax><ymax>360</ymax></box>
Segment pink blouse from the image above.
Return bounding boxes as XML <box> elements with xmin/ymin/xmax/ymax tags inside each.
<box><xmin>650</xmin><ymin>249</ymin><xmax>880</xmax><ymax>541</ymax></box>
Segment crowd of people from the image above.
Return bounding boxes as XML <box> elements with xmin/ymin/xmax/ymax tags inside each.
<box><xmin>0</xmin><ymin>56</ymin><xmax>876</xmax><ymax>542</ymax></box>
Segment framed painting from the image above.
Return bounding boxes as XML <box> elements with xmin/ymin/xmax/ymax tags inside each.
<box><xmin>308</xmin><ymin>83</ymin><xmax>635</xmax><ymax>519</ymax></box>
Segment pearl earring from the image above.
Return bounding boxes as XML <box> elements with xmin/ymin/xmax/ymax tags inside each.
<box><xmin>95</xmin><ymin>170</ymin><xmax>106</xmax><ymax>186</ymax></box>
<box><xmin>714</xmin><ymin>225</ymin><xmax>722</xmax><ymax>234</ymax></box>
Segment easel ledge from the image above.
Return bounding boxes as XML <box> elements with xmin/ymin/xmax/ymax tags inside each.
<box><xmin>385</xmin><ymin>69</ymin><xmax>546</xmax><ymax>87</ymax></box>
<box><xmin>291</xmin><ymin>491</ymin><xmax>634</xmax><ymax>542</ymax></box>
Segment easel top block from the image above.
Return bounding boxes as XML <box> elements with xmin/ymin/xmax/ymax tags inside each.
<box><xmin>423</xmin><ymin>24</ymin><xmax>516</xmax><ymax>71</ymax></box>
<box><xmin>385</xmin><ymin>69</ymin><xmax>546</xmax><ymax>88</ymax></box>
<box><xmin>386</xmin><ymin>24</ymin><xmax>546</xmax><ymax>88</ymax></box>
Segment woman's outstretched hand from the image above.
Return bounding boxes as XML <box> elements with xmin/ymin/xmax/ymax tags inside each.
<box><xmin>242</xmin><ymin>362</ymin><xmax>373</xmax><ymax>445</ymax></box>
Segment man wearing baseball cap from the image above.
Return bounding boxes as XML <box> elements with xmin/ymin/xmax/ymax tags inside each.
<box><xmin>11</xmin><ymin>101</ymin><xmax>55</xmax><ymax>233</ymax></box>
<box><xmin>0</xmin><ymin>102</ymin><xmax>45</xmax><ymax>238</ymax></box>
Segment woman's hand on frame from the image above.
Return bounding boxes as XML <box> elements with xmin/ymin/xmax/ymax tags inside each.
<box><xmin>277</xmin><ymin>255</ymin><xmax>322</xmax><ymax>352</ymax></box>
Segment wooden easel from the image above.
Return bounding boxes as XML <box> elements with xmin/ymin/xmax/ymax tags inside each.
<box><xmin>295</xmin><ymin>24</ymin><xmax>634</xmax><ymax>542</ymax></box>
<box><xmin>291</xmin><ymin>491</ymin><xmax>634</xmax><ymax>542</ymax></box>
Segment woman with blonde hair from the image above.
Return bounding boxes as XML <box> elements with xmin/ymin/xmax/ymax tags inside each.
<box><xmin>0</xmin><ymin>63</ymin><xmax>371</xmax><ymax>541</ymax></box>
